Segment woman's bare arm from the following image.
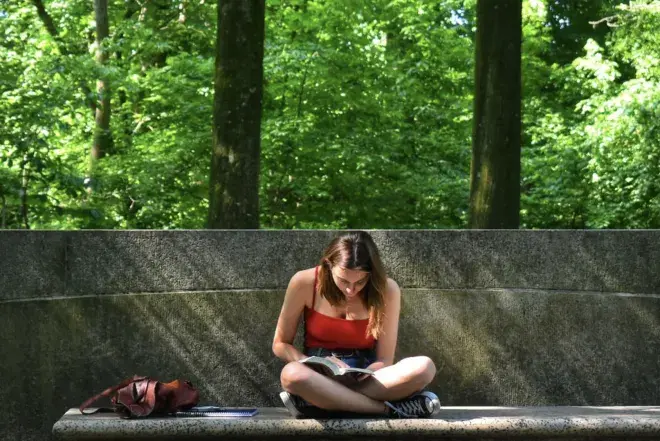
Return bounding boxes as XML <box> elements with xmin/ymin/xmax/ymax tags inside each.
<box><xmin>272</xmin><ymin>270</ymin><xmax>310</xmax><ymax>363</ymax></box>
<box><xmin>370</xmin><ymin>278</ymin><xmax>401</xmax><ymax>369</ymax></box>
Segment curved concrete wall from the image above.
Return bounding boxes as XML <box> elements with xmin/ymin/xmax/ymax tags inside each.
<box><xmin>1</xmin><ymin>230</ymin><xmax>659</xmax><ymax>441</ymax></box>
<box><xmin>3</xmin><ymin>230</ymin><xmax>660</xmax><ymax>299</ymax></box>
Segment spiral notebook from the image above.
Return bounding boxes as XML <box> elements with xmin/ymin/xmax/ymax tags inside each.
<box><xmin>175</xmin><ymin>406</ymin><xmax>259</xmax><ymax>417</ymax></box>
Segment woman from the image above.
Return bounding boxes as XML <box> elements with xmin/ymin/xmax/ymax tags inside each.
<box><xmin>272</xmin><ymin>231</ymin><xmax>441</xmax><ymax>418</ymax></box>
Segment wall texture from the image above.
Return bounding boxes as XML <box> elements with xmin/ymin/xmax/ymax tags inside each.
<box><xmin>1</xmin><ymin>230</ymin><xmax>659</xmax><ymax>441</ymax></box>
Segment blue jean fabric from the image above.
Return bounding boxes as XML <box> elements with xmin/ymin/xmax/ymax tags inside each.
<box><xmin>304</xmin><ymin>347</ymin><xmax>377</xmax><ymax>369</ymax></box>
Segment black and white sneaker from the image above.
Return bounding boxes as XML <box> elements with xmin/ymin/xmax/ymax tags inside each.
<box><xmin>280</xmin><ymin>391</ymin><xmax>331</xmax><ymax>418</ymax></box>
<box><xmin>384</xmin><ymin>391</ymin><xmax>441</xmax><ymax>418</ymax></box>
<box><xmin>280</xmin><ymin>391</ymin><xmax>308</xmax><ymax>417</ymax></box>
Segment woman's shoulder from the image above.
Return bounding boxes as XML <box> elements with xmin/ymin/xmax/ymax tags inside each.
<box><xmin>287</xmin><ymin>267</ymin><xmax>317</xmax><ymax>304</ymax></box>
<box><xmin>289</xmin><ymin>267</ymin><xmax>317</xmax><ymax>285</ymax></box>
<box><xmin>385</xmin><ymin>277</ymin><xmax>401</xmax><ymax>297</ymax></box>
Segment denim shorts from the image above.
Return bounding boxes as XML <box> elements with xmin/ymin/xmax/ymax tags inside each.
<box><xmin>304</xmin><ymin>347</ymin><xmax>376</xmax><ymax>369</ymax></box>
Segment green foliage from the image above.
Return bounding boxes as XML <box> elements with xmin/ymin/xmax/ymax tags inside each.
<box><xmin>1</xmin><ymin>0</ymin><xmax>659</xmax><ymax>229</ymax></box>
<box><xmin>521</xmin><ymin>0</ymin><xmax>660</xmax><ymax>228</ymax></box>
<box><xmin>261</xmin><ymin>0</ymin><xmax>473</xmax><ymax>228</ymax></box>
<box><xmin>576</xmin><ymin>3</ymin><xmax>660</xmax><ymax>227</ymax></box>
<box><xmin>0</xmin><ymin>0</ymin><xmax>215</xmax><ymax>228</ymax></box>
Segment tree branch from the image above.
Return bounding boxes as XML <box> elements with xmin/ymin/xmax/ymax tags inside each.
<box><xmin>589</xmin><ymin>15</ymin><xmax>620</xmax><ymax>28</ymax></box>
<box><xmin>30</xmin><ymin>0</ymin><xmax>60</xmax><ymax>40</ymax></box>
<box><xmin>30</xmin><ymin>0</ymin><xmax>97</xmax><ymax>114</ymax></box>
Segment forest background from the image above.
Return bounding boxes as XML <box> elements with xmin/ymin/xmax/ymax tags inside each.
<box><xmin>1</xmin><ymin>0</ymin><xmax>659</xmax><ymax>230</ymax></box>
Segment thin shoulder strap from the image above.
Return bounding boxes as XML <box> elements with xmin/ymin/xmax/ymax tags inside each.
<box><xmin>312</xmin><ymin>266</ymin><xmax>318</xmax><ymax>307</ymax></box>
<box><xmin>303</xmin><ymin>267</ymin><xmax>319</xmax><ymax>353</ymax></box>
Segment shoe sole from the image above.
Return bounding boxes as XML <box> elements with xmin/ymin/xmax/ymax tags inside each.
<box><xmin>279</xmin><ymin>391</ymin><xmax>302</xmax><ymax>418</ymax></box>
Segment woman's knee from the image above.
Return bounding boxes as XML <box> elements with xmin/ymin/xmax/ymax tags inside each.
<box><xmin>405</xmin><ymin>355</ymin><xmax>437</xmax><ymax>387</ymax></box>
<box><xmin>280</xmin><ymin>361</ymin><xmax>313</xmax><ymax>393</ymax></box>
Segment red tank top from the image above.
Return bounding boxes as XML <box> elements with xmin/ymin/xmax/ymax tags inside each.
<box><xmin>304</xmin><ymin>266</ymin><xmax>376</xmax><ymax>350</ymax></box>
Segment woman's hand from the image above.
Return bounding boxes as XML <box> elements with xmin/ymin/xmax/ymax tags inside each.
<box><xmin>365</xmin><ymin>361</ymin><xmax>386</xmax><ymax>372</ymax></box>
<box><xmin>357</xmin><ymin>361</ymin><xmax>386</xmax><ymax>381</ymax></box>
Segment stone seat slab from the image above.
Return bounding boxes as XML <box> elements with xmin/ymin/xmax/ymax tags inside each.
<box><xmin>53</xmin><ymin>406</ymin><xmax>660</xmax><ymax>440</ymax></box>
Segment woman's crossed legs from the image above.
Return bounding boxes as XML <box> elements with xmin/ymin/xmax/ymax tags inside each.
<box><xmin>280</xmin><ymin>356</ymin><xmax>437</xmax><ymax>415</ymax></box>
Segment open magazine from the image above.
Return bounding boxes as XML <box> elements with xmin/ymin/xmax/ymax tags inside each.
<box><xmin>299</xmin><ymin>356</ymin><xmax>374</xmax><ymax>381</ymax></box>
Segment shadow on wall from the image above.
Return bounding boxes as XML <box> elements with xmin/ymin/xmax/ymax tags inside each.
<box><xmin>0</xmin><ymin>290</ymin><xmax>293</xmax><ymax>441</ymax></box>
<box><xmin>399</xmin><ymin>289</ymin><xmax>660</xmax><ymax>406</ymax></box>
<box><xmin>375</xmin><ymin>230</ymin><xmax>659</xmax><ymax>293</ymax></box>
<box><xmin>3</xmin><ymin>287</ymin><xmax>660</xmax><ymax>441</ymax></box>
<box><xmin>63</xmin><ymin>231</ymin><xmax>337</xmax><ymax>295</ymax></box>
<box><xmin>4</xmin><ymin>230</ymin><xmax>659</xmax><ymax>302</ymax></box>
<box><xmin>106</xmin><ymin>290</ymin><xmax>290</xmax><ymax>407</ymax></box>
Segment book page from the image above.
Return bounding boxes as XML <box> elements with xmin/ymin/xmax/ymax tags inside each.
<box><xmin>340</xmin><ymin>367</ymin><xmax>374</xmax><ymax>375</ymax></box>
<box><xmin>300</xmin><ymin>356</ymin><xmax>339</xmax><ymax>376</ymax></box>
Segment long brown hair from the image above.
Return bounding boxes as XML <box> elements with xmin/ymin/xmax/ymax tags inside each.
<box><xmin>317</xmin><ymin>231</ymin><xmax>388</xmax><ymax>339</ymax></box>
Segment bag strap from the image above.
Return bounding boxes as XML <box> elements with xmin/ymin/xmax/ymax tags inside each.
<box><xmin>79</xmin><ymin>376</ymin><xmax>148</xmax><ymax>415</ymax></box>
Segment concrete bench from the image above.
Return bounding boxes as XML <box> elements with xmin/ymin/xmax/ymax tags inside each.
<box><xmin>53</xmin><ymin>406</ymin><xmax>660</xmax><ymax>440</ymax></box>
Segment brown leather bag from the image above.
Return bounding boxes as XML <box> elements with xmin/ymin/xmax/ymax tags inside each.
<box><xmin>79</xmin><ymin>375</ymin><xmax>199</xmax><ymax>418</ymax></box>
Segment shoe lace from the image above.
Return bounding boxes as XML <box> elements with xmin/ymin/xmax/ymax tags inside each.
<box><xmin>385</xmin><ymin>396</ymin><xmax>427</xmax><ymax>418</ymax></box>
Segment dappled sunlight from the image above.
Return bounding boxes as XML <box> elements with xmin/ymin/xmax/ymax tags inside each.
<box><xmin>64</xmin><ymin>231</ymin><xmax>332</xmax><ymax>295</ymax></box>
<box><xmin>379</xmin><ymin>230</ymin><xmax>660</xmax><ymax>294</ymax></box>
<box><xmin>109</xmin><ymin>289</ymin><xmax>289</xmax><ymax>406</ymax></box>
<box><xmin>115</xmin><ymin>294</ymin><xmax>222</xmax><ymax>401</ymax></box>
<box><xmin>396</xmin><ymin>286</ymin><xmax>660</xmax><ymax>406</ymax></box>
<box><xmin>399</xmin><ymin>288</ymin><xmax>539</xmax><ymax>405</ymax></box>
<box><xmin>184</xmin><ymin>291</ymin><xmax>284</xmax><ymax>402</ymax></box>
<box><xmin>626</xmin><ymin>294</ymin><xmax>660</xmax><ymax>337</ymax></box>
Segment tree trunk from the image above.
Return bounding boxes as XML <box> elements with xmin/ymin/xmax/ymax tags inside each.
<box><xmin>208</xmin><ymin>1</ymin><xmax>265</xmax><ymax>229</ymax></box>
<box><xmin>115</xmin><ymin>2</ymin><xmax>140</xmax><ymax>152</ymax></box>
<box><xmin>468</xmin><ymin>0</ymin><xmax>522</xmax><ymax>229</ymax></box>
<box><xmin>91</xmin><ymin>0</ymin><xmax>113</xmax><ymax>163</ymax></box>
<box><xmin>0</xmin><ymin>185</ymin><xmax>6</xmax><ymax>229</ymax></box>
<box><xmin>20</xmin><ymin>154</ymin><xmax>30</xmax><ymax>229</ymax></box>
